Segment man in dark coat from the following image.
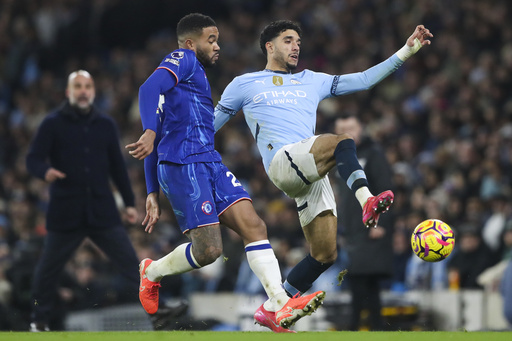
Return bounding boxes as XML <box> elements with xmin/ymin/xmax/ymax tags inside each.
<box><xmin>26</xmin><ymin>70</ymin><xmax>139</xmax><ymax>331</ymax></box>
<box><xmin>335</xmin><ymin>114</ymin><xmax>395</xmax><ymax>331</ymax></box>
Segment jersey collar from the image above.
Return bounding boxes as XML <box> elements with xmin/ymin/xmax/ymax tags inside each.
<box><xmin>264</xmin><ymin>69</ymin><xmax>291</xmax><ymax>74</ymax></box>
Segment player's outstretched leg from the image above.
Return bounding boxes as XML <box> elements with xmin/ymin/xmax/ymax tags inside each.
<box><xmin>139</xmin><ymin>258</ymin><xmax>161</xmax><ymax>314</ymax></box>
<box><xmin>276</xmin><ymin>291</ymin><xmax>326</xmax><ymax>329</ymax></box>
<box><xmin>362</xmin><ymin>190</ymin><xmax>394</xmax><ymax>228</ymax></box>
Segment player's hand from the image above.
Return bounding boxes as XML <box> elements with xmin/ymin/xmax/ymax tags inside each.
<box><xmin>125</xmin><ymin>129</ymin><xmax>156</xmax><ymax>160</ymax></box>
<box><xmin>142</xmin><ymin>192</ymin><xmax>160</xmax><ymax>233</ymax></box>
<box><xmin>124</xmin><ymin>206</ymin><xmax>138</xmax><ymax>225</ymax></box>
<box><xmin>45</xmin><ymin>167</ymin><xmax>66</xmax><ymax>182</ymax></box>
<box><xmin>407</xmin><ymin>25</ymin><xmax>433</xmax><ymax>47</ymax></box>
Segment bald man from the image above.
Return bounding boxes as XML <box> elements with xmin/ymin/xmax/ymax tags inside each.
<box><xmin>26</xmin><ymin>70</ymin><xmax>139</xmax><ymax>331</ymax></box>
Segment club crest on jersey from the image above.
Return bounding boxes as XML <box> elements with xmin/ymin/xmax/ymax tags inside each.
<box><xmin>273</xmin><ymin>76</ymin><xmax>283</xmax><ymax>86</ymax></box>
<box><xmin>171</xmin><ymin>51</ymin><xmax>184</xmax><ymax>59</ymax></box>
<box><xmin>201</xmin><ymin>201</ymin><xmax>213</xmax><ymax>215</ymax></box>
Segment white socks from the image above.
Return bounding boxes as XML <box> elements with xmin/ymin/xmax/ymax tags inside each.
<box><xmin>146</xmin><ymin>242</ymin><xmax>200</xmax><ymax>282</ymax></box>
<box><xmin>355</xmin><ymin>186</ymin><xmax>373</xmax><ymax>208</ymax></box>
<box><xmin>245</xmin><ymin>240</ymin><xmax>289</xmax><ymax>311</ymax></box>
<box><xmin>145</xmin><ymin>239</ymin><xmax>290</xmax><ymax>312</ymax></box>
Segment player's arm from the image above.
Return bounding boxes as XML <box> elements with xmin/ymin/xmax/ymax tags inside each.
<box><xmin>142</xmin><ymin>192</ymin><xmax>160</xmax><ymax>234</ymax></box>
<box><xmin>140</xmin><ymin>112</ymin><xmax>162</xmax><ymax>234</ymax></box>
<box><xmin>143</xmin><ymin>108</ymin><xmax>162</xmax><ymax>192</ymax></box>
<box><xmin>334</xmin><ymin>25</ymin><xmax>432</xmax><ymax>96</ymax></box>
<box><xmin>214</xmin><ymin>77</ymin><xmax>243</xmax><ymax>132</ymax></box>
<box><xmin>126</xmin><ymin>68</ymin><xmax>176</xmax><ymax>160</ymax></box>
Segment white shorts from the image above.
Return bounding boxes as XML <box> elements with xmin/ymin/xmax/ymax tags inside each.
<box><xmin>268</xmin><ymin>136</ymin><xmax>337</xmax><ymax>226</ymax></box>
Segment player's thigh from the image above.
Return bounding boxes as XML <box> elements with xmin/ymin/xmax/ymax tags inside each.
<box><xmin>268</xmin><ymin>136</ymin><xmax>322</xmax><ymax>198</ymax></box>
<box><xmin>219</xmin><ymin>199</ymin><xmax>267</xmax><ymax>244</ymax></box>
<box><xmin>295</xmin><ymin>176</ymin><xmax>337</xmax><ymax>227</ymax></box>
<box><xmin>157</xmin><ymin>162</ymin><xmax>220</xmax><ymax>233</ymax></box>
<box><xmin>310</xmin><ymin>133</ymin><xmax>352</xmax><ymax>177</ymax></box>
<box><xmin>211</xmin><ymin>163</ymin><xmax>266</xmax><ymax>243</ymax></box>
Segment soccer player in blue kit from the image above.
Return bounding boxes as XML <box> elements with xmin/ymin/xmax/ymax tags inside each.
<box><xmin>214</xmin><ymin>20</ymin><xmax>432</xmax><ymax>303</ymax></box>
<box><xmin>126</xmin><ymin>13</ymin><xmax>324</xmax><ymax>332</ymax></box>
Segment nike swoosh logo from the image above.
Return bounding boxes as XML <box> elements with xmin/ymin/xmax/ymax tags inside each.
<box><xmin>267</xmin><ymin>317</ymin><xmax>279</xmax><ymax>328</ymax></box>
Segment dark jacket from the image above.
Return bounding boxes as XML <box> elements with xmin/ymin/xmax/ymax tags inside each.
<box><xmin>26</xmin><ymin>102</ymin><xmax>135</xmax><ymax>231</ymax></box>
<box><xmin>337</xmin><ymin>136</ymin><xmax>395</xmax><ymax>276</ymax></box>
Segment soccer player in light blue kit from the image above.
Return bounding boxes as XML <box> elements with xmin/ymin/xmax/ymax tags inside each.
<box><xmin>214</xmin><ymin>20</ymin><xmax>432</xmax><ymax>322</ymax></box>
<box><xmin>126</xmin><ymin>13</ymin><xmax>324</xmax><ymax>331</ymax></box>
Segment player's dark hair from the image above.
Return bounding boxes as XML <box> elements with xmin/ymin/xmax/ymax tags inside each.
<box><xmin>177</xmin><ymin>13</ymin><xmax>216</xmax><ymax>39</ymax></box>
<box><xmin>259</xmin><ymin>20</ymin><xmax>302</xmax><ymax>55</ymax></box>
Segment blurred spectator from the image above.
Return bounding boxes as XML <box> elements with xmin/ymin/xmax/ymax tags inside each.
<box><xmin>334</xmin><ymin>114</ymin><xmax>395</xmax><ymax>331</ymax></box>
<box><xmin>502</xmin><ymin>259</ymin><xmax>512</xmax><ymax>326</ymax></box>
<box><xmin>25</xmin><ymin>70</ymin><xmax>139</xmax><ymax>331</ymax></box>
<box><xmin>448</xmin><ymin>223</ymin><xmax>494</xmax><ymax>289</ymax></box>
<box><xmin>475</xmin><ymin>218</ymin><xmax>512</xmax><ymax>327</ymax></box>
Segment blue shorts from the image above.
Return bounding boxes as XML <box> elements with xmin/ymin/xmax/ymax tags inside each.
<box><xmin>157</xmin><ymin>161</ymin><xmax>251</xmax><ymax>233</ymax></box>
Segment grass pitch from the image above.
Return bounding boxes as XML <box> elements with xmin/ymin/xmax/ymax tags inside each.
<box><xmin>2</xmin><ymin>331</ymin><xmax>512</xmax><ymax>341</ymax></box>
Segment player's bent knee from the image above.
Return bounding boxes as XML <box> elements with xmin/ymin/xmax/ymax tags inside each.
<box><xmin>241</xmin><ymin>216</ymin><xmax>267</xmax><ymax>236</ymax></box>
<box><xmin>335</xmin><ymin>132</ymin><xmax>353</xmax><ymax>142</ymax></box>
<box><xmin>312</xmin><ymin>249</ymin><xmax>337</xmax><ymax>265</ymax></box>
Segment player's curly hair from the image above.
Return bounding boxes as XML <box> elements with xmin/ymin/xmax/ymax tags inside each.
<box><xmin>177</xmin><ymin>13</ymin><xmax>216</xmax><ymax>40</ymax></box>
<box><xmin>259</xmin><ymin>20</ymin><xmax>302</xmax><ymax>56</ymax></box>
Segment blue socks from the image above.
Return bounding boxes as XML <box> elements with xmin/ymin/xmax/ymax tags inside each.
<box><xmin>334</xmin><ymin>139</ymin><xmax>369</xmax><ymax>194</ymax></box>
<box><xmin>284</xmin><ymin>254</ymin><xmax>333</xmax><ymax>296</ymax></box>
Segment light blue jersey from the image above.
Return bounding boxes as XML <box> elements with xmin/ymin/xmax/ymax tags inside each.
<box><xmin>214</xmin><ymin>54</ymin><xmax>404</xmax><ymax>173</ymax></box>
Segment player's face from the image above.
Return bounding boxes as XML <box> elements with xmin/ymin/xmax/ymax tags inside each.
<box><xmin>271</xmin><ymin>29</ymin><xmax>301</xmax><ymax>71</ymax></box>
<box><xmin>67</xmin><ymin>74</ymin><xmax>95</xmax><ymax>111</ymax></box>
<box><xmin>195</xmin><ymin>26</ymin><xmax>220</xmax><ymax>68</ymax></box>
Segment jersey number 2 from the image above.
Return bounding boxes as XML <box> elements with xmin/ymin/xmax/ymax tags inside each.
<box><xmin>226</xmin><ymin>172</ymin><xmax>242</xmax><ymax>187</ymax></box>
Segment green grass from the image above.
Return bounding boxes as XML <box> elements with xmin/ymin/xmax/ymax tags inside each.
<box><xmin>2</xmin><ymin>331</ymin><xmax>512</xmax><ymax>341</ymax></box>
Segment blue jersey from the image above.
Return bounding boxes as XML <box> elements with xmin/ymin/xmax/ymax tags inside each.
<box><xmin>139</xmin><ymin>49</ymin><xmax>221</xmax><ymax>193</ymax></box>
<box><xmin>214</xmin><ymin>54</ymin><xmax>404</xmax><ymax>173</ymax></box>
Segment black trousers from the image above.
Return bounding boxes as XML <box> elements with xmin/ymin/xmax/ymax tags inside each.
<box><xmin>348</xmin><ymin>274</ymin><xmax>384</xmax><ymax>331</ymax></box>
<box><xmin>30</xmin><ymin>225</ymin><xmax>139</xmax><ymax>324</ymax></box>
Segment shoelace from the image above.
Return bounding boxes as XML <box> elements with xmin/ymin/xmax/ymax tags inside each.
<box><xmin>147</xmin><ymin>283</ymin><xmax>161</xmax><ymax>299</ymax></box>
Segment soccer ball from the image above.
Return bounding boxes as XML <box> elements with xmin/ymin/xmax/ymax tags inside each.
<box><xmin>411</xmin><ymin>219</ymin><xmax>455</xmax><ymax>262</ymax></box>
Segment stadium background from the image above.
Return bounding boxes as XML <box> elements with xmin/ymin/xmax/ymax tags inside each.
<box><xmin>0</xmin><ymin>0</ymin><xmax>511</xmax><ymax>332</ymax></box>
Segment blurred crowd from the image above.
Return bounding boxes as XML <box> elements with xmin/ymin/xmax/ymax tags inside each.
<box><xmin>1</xmin><ymin>0</ymin><xmax>512</xmax><ymax>330</ymax></box>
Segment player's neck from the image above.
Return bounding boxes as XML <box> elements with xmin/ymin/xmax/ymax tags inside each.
<box><xmin>264</xmin><ymin>61</ymin><xmax>291</xmax><ymax>74</ymax></box>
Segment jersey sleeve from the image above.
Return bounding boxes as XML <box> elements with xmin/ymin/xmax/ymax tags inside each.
<box><xmin>139</xmin><ymin>50</ymin><xmax>195</xmax><ymax>132</ymax></box>
<box><xmin>333</xmin><ymin>54</ymin><xmax>404</xmax><ymax>96</ymax></box>
<box><xmin>308</xmin><ymin>71</ymin><xmax>339</xmax><ymax>99</ymax></box>
<box><xmin>143</xmin><ymin>111</ymin><xmax>162</xmax><ymax>195</ymax></box>
<box><xmin>156</xmin><ymin>50</ymin><xmax>195</xmax><ymax>84</ymax></box>
<box><xmin>139</xmin><ymin>68</ymin><xmax>175</xmax><ymax>132</ymax></box>
<box><xmin>214</xmin><ymin>77</ymin><xmax>243</xmax><ymax>132</ymax></box>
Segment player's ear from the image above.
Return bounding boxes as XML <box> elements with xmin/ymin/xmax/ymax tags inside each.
<box><xmin>185</xmin><ymin>38</ymin><xmax>195</xmax><ymax>51</ymax></box>
<box><xmin>265</xmin><ymin>41</ymin><xmax>273</xmax><ymax>54</ymax></box>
